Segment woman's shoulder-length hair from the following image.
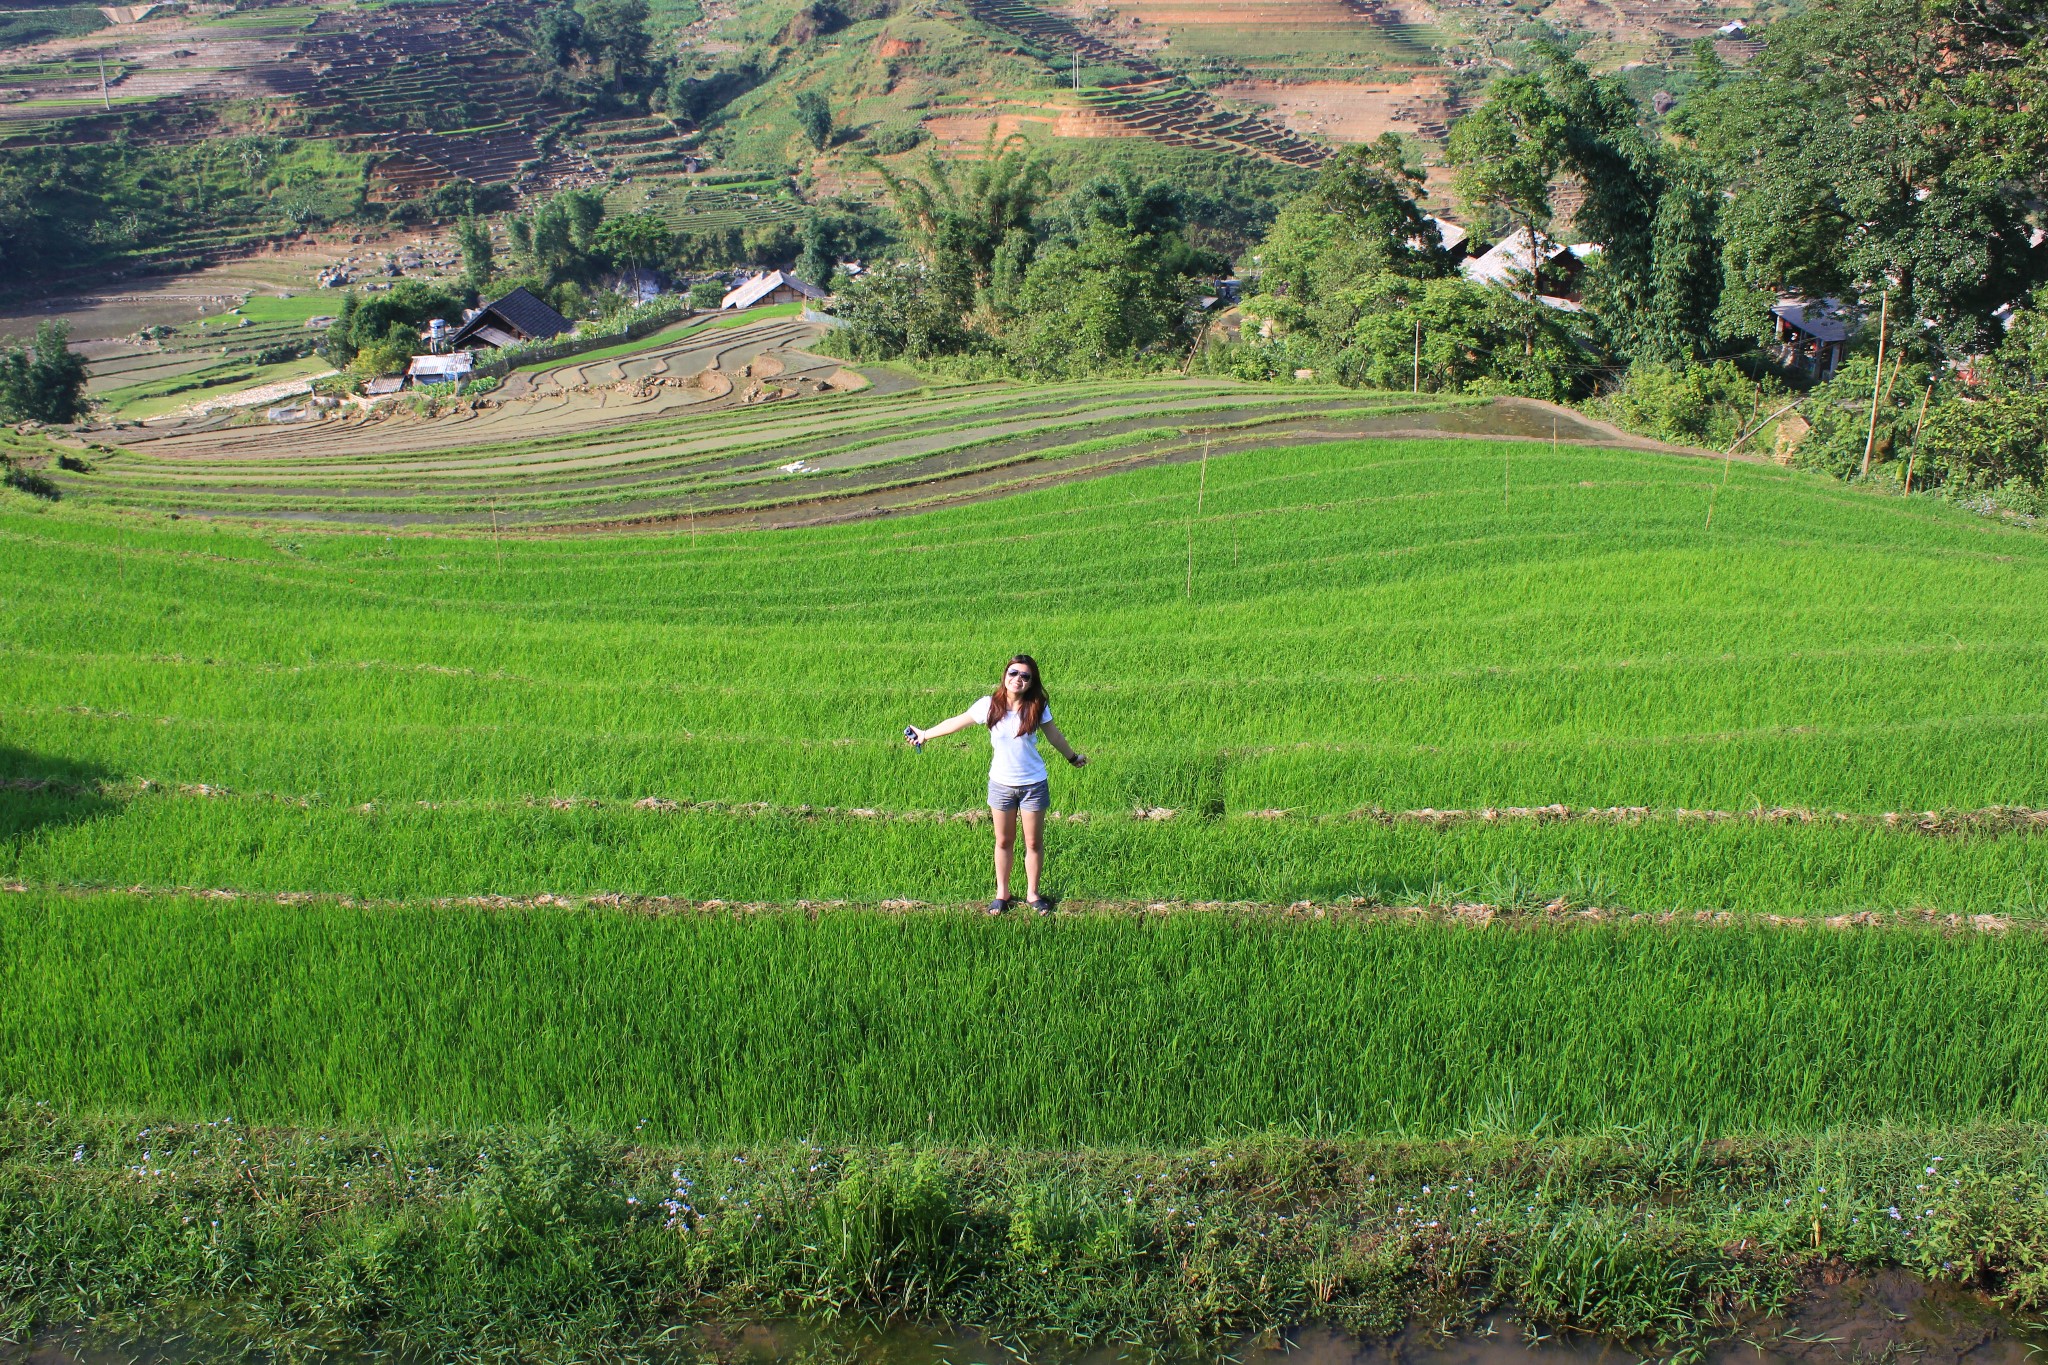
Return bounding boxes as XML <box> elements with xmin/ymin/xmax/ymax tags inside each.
<box><xmin>985</xmin><ymin>653</ymin><xmax>1047</xmax><ymax>736</ymax></box>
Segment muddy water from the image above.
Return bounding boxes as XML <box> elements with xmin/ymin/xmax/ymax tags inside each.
<box><xmin>7</xmin><ymin>1274</ymin><xmax>2041</xmax><ymax>1365</ymax></box>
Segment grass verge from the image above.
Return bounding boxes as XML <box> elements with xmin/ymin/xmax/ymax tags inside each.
<box><xmin>6</xmin><ymin>1101</ymin><xmax>2045</xmax><ymax>1361</ymax></box>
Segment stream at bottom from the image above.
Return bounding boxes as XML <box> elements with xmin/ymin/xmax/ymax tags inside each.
<box><xmin>8</xmin><ymin>1272</ymin><xmax>2040</xmax><ymax>1365</ymax></box>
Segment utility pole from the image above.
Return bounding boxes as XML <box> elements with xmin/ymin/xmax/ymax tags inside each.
<box><xmin>99</xmin><ymin>49</ymin><xmax>111</xmax><ymax>110</ymax></box>
<box><xmin>1073</xmin><ymin>51</ymin><xmax>1080</xmax><ymax>90</ymax></box>
<box><xmin>1860</xmin><ymin>290</ymin><xmax>1890</xmax><ymax>477</ymax></box>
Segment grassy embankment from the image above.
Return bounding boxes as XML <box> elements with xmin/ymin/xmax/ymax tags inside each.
<box><xmin>7</xmin><ymin>436</ymin><xmax>2048</xmax><ymax>1353</ymax></box>
<box><xmin>10</xmin><ymin>1103</ymin><xmax>2048</xmax><ymax>1361</ymax></box>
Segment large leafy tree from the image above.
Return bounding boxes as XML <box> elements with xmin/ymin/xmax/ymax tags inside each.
<box><xmin>1683</xmin><ymin>0</ymin><xmax>2048</xmax><ymax>357</ymax></box>
<box><xmin>1446</xmin><ymin>74</ymin><xmax>1567</xmax><ymax>248</ymax></box>
<box><xmin>0</xmin><ymin>321</ymin><xmax>89</xmax><ymax>424</ymax></box>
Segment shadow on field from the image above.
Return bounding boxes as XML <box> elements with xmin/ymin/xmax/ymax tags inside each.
<box><xmin>0</xmin><ymin>745</ymin><xmax>121</xmax><ymax>849</ymax></box>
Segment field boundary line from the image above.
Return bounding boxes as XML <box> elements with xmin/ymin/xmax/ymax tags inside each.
<box><xmin>8</xmin><ymin>777</ymin><xmax>2048</xmax><ymax>836</ymax></box>
<box><xmin>0</xmin><ymin>879</ymin><xmax>2029</xmax><ymax>931</ymax></box>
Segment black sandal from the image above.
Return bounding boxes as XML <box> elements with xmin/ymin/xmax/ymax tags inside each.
<box><xmin>987</xmin><ymin>898</ymin><xmax>1010</xmax><ymax>915</ymax></box>
<box><xmin>1029</xmin><ymin>897</ymin><xmax>1053</xmax><ymax>915</ymax></box>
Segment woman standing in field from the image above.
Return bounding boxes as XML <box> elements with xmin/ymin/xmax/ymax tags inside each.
<box><xmin>907</xmin><ymin>654</ymin><xmax>1088</xmax><ymax>915</ymax></box>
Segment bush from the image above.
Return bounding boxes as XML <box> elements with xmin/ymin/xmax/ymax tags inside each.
<box><xmin>1788</xmin><ymin>357</ymin><xmax>1929</xmax><ymax>480</ymax></box>
<box><xmin>865</xmin><ymin>122</ymin><xmax>925</xmax><ymax>156</ymax></box>
<box><xmin>2</xmin><ymin>460</ymin><xmax>60</xmax><ymax>501</ymax></box>
<box><xmin>1915</xmin><ymin>391</ymin><xmax>2048</xmax><ymax>500</ymax></box>
<box><xmin>1585</xmin><ymin>360</ymin><xmax>1786</xmax><ymax>448</ymax></box>
<box><xmin>0</xmin><ymin>320</ymin><xmax>89</xmax><ymax>424</ymax></box>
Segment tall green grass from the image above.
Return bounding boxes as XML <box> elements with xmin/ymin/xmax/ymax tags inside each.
<box><xmin>5</xmin><ymin>438</ymin><xmax>2048</xmax><ymax>907</ymax></box>
<box><xmin>8</xmin><ymin>791</ymin><xmax>2048</xmax><ymax>910</ymax></box>
<box><xmin>10</xmin><ymin>891</ymin><xmax>2048</xmax><ymax>1140</ymax></box>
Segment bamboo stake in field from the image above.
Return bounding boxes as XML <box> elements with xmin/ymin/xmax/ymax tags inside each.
<box><xmin>1186</xmin><ymin>439</ymin><xmax>1208</xmax><ymax>599</ymax></box>
<box><xmin>1902</xmin><ymin>381</ymin><xmax>1934</xmax><ymax>495</ymax></box>
<box><xmin>1413</xmin><ymin>319</ymin><xmax>1421</xmax><ymax>394</ymax></box>
<box><xmin>1861</xmin><ymin>291</ymin><xmax>1890</xmax><ymax>477</ymax></box>
<box><xmin>491</xmin><ymin>503</ymin><xmax>502</xmax><ymax>575</ymax></box>
<box><xmin>1705</xmin><ymin>438</ymin><xmax>1735</xmax><ymax>531</ymax></box>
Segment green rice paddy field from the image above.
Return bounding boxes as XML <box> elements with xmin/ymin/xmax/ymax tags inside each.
<box><xmin>7</xmin><ymin>433</ymin><xmax>2048</xmax><ymax>1143</ymax></box>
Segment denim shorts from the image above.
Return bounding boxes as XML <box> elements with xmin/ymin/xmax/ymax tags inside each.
<box><xmin>987</xmin><ymin>778</ymin><xmax>1051</xmax><ymax>812</ymax></box>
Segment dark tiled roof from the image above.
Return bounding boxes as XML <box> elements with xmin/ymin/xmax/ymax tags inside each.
<box><xmin>451</xmin><ymin>287</ymin><xmax>571</xmax><ymax>347</ymax></box>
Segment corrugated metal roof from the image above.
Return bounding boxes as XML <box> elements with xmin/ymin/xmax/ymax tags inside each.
<box><xmin>407</xmin><ymin>350</ymin><xmax>474</xmax><ymax>378</ymax></box>
<box><xmin>1772</xmin><ymin>296</ymin><xmax>1855</xmax><ymax>343</ymax></box>
<box><xmin>1459</xmin><ymin>228</ymin><xmax>1570</xmax><ymax>287</ymax></box>
<box><xmin>720</xmin><ymin>270</ymin><xmax>827</xmax><ymax>310</ymax></box>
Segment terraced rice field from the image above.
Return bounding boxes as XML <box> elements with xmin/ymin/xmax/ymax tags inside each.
<box><xmin>8</xmin><ymin>425</ymin><xmax>2048</xmax><ymax>1139</ymax></box>
<box><xmin>79</xmin><ymin>323</ymin><xmax>1518</xmax><ymax>526</ymax></box>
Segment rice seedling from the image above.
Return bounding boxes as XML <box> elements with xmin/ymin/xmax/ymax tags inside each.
<box><xmin>10</xmin><ymin>891</ymin><xmax>2048</xmax><ymax>1141</ymax></box>
<box><xmin>5</xmin><ymin>436</ymin><xmax>2047</xmax><ymax>912</ymax></box>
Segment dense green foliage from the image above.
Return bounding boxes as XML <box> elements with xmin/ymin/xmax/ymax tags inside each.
<box><xmin>13</xmin><ymin>1104</ymin><xmax>2048</xmax><ymax>1361</ymax></box>
<box><xmin>837</xmin><ymin>144</ymin><xmax>1227</xmax><ymax>377</ymax></box>
<box><xmin>0</xmin><ymin>138</ymin><xmax>370</xmax><ymax>290</ymax></box>
<box><xmin>1213</xmin><ymin>0</ymin><xmax>2048</xmax><ymax>506</ymax></box>
<box><xmin>13</xmin><ymin>894</ymin><xmax>2048</xmax><ymax>1139</ymax></box>
<box><xmin>7</xmin><ymin>438</ymin><xmax>2048</xmax><ymax>911</ymax></box>
<box><xmin>0</xmin><ymin>322</ymin><xmax>88</xmax><ymax>424</ymax></box>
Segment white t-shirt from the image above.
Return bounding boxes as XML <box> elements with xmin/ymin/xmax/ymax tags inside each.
<box><xmin>968</xmin><ymin>694</ymin><xmax>1053</xmax><ymax>786</ymax></box>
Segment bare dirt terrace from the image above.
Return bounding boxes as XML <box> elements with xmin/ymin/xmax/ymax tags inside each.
<box><xmin>1214</xmin><ymin>74</ymin><xmax>1451</xmax><ymax>143</ymax></box>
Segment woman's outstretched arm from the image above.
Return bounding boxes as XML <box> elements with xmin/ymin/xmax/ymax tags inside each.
<box><xmin>1038</xmin><ymin>720</ymin><xmax>1088</xmax><ymax>767</ymax></box>
<box><xmin>907</xmin><ymin>710</ymin><xmax>979</xmax><ymax>746</ymax></box>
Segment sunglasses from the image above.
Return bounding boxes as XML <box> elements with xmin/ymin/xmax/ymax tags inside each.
<box><xmin>1005</xmin><ymin>668</ymin><xmax>1034</xmax><ymax>680</ymax></box>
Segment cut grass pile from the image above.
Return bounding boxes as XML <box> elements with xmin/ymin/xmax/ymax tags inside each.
<box><xmin>5</xmin><ymin>437</ymin><xmax>2048</xmax><ymax>912</ymax></box>
<box><xmin>11</xmin><ymin>892</ymin><xmax>2048</xmax><ymax>1140</ymax></box>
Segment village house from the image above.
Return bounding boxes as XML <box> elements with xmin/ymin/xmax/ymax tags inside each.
<box><xmin>1459</xmin><ymin>227</ymin><xmax>1599</xmax><ymax>310</ymax></box>
<box><xmin>406</xmin><ymin>351</ymin><xmax>474</xmax><ymax>387</ymax></box>
<box><xmin>1770</xmin><ymin>297</ymin><xmax>1855</xmax><ymax>379</ymax></box>
<box><xmin>720</xmin><ymin>270</ymin><xmax>828</xmax><ymax>311</ymax></box>
<box><xmin>449</xmin><ymin>286</ymin><xmax>572</xmax><ymax>351</ymax></box>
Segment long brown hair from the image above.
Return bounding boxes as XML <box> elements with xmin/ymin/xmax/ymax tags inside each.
<box><xmin>986</xmin><ymin>653</ymin><xmax>1048</xmax><ymax>736</ymax></box>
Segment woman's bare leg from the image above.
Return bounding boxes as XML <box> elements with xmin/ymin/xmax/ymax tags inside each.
<box><xmin>1020</xmin><ymin>809</ymin><xmax>1046</xmax><ymax>901</ymax></box>
<box><xmin>992</xmin><ymin>808</ymin><xmax>1018</xmax><ymax>900</ymax></box>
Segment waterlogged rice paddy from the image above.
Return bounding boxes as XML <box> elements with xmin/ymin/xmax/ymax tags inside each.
<box><xmin>7</xmin><ymin>433</ymin><xmax>2048</xmax><ymax>1136</ymax></box>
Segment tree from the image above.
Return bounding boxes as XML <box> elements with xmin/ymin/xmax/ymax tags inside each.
<box><xmin>455</xmin><ymin>216</ymin><xmax>494</xmax><ymax>295</ymax></box>
<box><xmin>1685</xmin><ymin>0</ymin><xmax>2048</xmax><ymax>362</ymax></box>
<box><xmin>1635</xmin><ymin>162</ymin><xmax>1722</xmax><ymax>363</ymax></box>
<box><xmin>348</xmin><ymin>281</ymin><xmax>463</xmax><ymax>354</ymax></box>
<box><xmin>1313</xmin><ymin>134</ymin><xmax>1443</xmax><ymax>275</ymax></box>
<box><xmin>865</xmin><ymin>136</ymin><xmax>1049</xmax><ymax>294</ymax></box>
<box><xmin>1003</xmin><ymin>220</ymin><xmax>1201</xmax><ymax>377</ymax></box>
<box><xmin>322</xmin><ymin>290</ymin><xmax>360</xmax><ymax>368</ymax></box>
<box><xmin>594</xmin><ymin>213</ymin><xmax>671</xmax><ymax>275</ymax></box>
<box><xmin>531</xmin><ymin>3</ymin><xmax>584</xmax><ymax>68</ymax></box>
<box><xmin>0</xmin><ymin>320</ymin><xmax>89</xmax><ymax>423</ymax></box>
<box><xmin>1446</xmin><ymin>75</ymin><xmax>1566</xmax><ymax>248</ymax></box>
<box><xmin>510</xmin><ymin>189</ymin><xmax>607</xmax><ymax>282</ymax></box>
<box><xmin>795</xmin><ymin>90</ymin><xmax>834</xmax><ymax>152</ymax></box>
<box><xmin>1341</xmin><ymin>273</ymin><xmax>1594</xmax><ymax>400</ymax></box>
<box><xmin>581</xmin><ymin>0</ymin><xmax>650</xmax><ymax>84</ymax></box>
